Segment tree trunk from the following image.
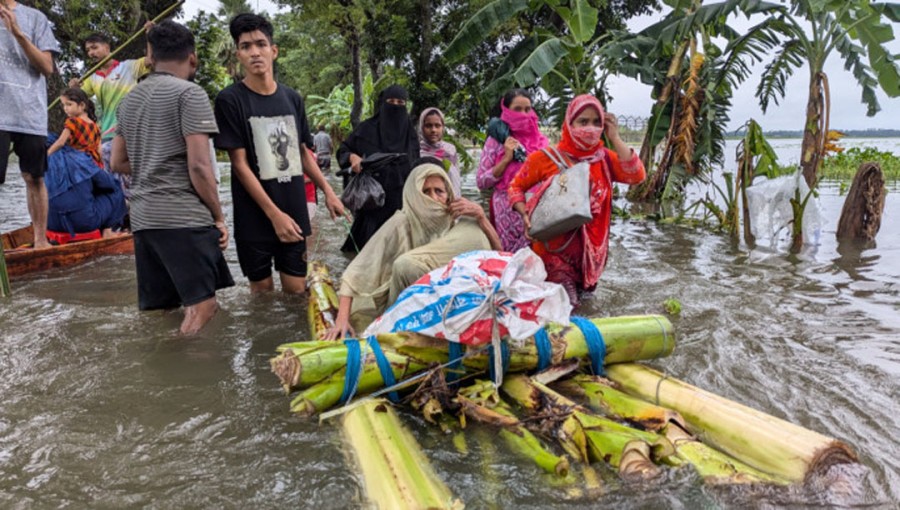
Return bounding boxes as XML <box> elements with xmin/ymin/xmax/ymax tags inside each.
<box><xmin>348</xmin><ymin>27</ymin><xmax>363</xmax><ymax>129</ymax></box>
<box><xmin>836</xmin><ymin>162</ymin><xmax>886</xmax><ymax>242</ymax></box>
<box><xmin>800</xmin><ymin>73</ymin><xmax>825</xmax><ymax>188</ymax></box>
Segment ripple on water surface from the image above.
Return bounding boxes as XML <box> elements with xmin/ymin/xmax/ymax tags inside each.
<box><xmin>1</xmin><ymin>172</ymin><xmax>899</xmax><ymax>506</ymax></box>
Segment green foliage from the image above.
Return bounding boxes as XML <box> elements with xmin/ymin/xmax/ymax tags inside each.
<box><xmin>30</xmin><ymin>0</ymin><xmax>181</xmax><ymax>76</ymax></box>
<box><xmin>444</xmin><ymin>0</ymin><xmax>659</xmax><ymax>123</ymax></box>
<box><xmin>662</xmin><ymin>298</ymin><xmax>682</xmax><ymax>316</ymax></box>
<box><xmin>186</xmin><ymin>11</ymin><xmax>231</xmax><ymax>103</ymax></box>
<box><xmin>273</xmin><ymin>10</ymin><xmax>349</xmax><ymax>98</ymax></box>
<box><xmin>306</xmin><ymin>74</ymin><xmax>375</xmax><ymax>139</ymax></box>
<box><xmin>821</xmin><ymin>147</ymin><xmax>900</xmax><ymax>181</ymax></box>
<box><xmin>758</xmin><ymin>1</ymin><xmax>900</xmax><ymax>119</ymax></box>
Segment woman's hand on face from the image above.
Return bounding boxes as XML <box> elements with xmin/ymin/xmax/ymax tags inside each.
<box><xmin>349</xmin><ymin>153</ymin><xmax>363</xmax><ymax>174</ymax></box>
<box><xmin>449</xmin><ymin>198</ymin><xmax>485</xmax><ymax>220</ymax></box>
<box><xmin>323</xmin><ymin>317</ymin><xmax>356</xmax><ymax>341</ymax></box>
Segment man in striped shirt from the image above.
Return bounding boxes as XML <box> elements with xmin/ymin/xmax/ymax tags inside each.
<box><xmin>110</xmin><ymin>20</ymin><xmax>233</xmax><ymax>335</ymax></box>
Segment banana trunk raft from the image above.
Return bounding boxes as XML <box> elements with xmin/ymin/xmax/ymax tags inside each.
<box><xmin>276</xmin><ymin>262</ymin><xmax>862</xmax><ymax>507</ymax></box>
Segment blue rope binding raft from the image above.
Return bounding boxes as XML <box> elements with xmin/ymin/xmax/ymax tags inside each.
<box><xmin>446</xmin><ymin>342</ymin><xmax>466</xmax><ymax>383</ymax></box>
<box><xmin>340</xmin><ymin>339</ymin><xmax>363</xmax><ymax>404</ymax></box>
<box><xmin>570</xmin><ymin>316</ymin><xmax>606</xmax><ymax>376</ymax></box>
<box><xmin>340</xmin><ymin>337</ymin><xmax>400</xmax><ymax>404</ymax></box>
<box><xmin>367</xmin><ymin>335</ymin><xmax>400</xmax><ymax>403</ymax></box>
<box><xmin>488</xmin><ymin>340</ymin><xmax>511</xmax><ymax>384</ymax></box>
<box><xmin>534</xmin><ymin>328</ymin><xmax>553</xmax><ymax>372</ymax></box>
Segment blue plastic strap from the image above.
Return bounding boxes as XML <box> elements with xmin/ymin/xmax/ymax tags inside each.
<box><xmin>534</xmin><ymin>328</ymin><xmax>552</xmax><ymax>372</ymax></box>
<box><xmin>571</xmin><ymin>316</ymin><xmax>606</xmax><ymax>376</ymax></box>
<box><xmin>340</xmin><ymin>339</ymin><xmax>363</xmax><ymax>404</ymax></box>
<box><xmin>367</xmin><ymin>335</ymin><xmax>399</xmax><ymax>403</ymax></box>
<box><xmin>446</xmin><ymin>342</ymin><xmax>466</xmax><ymax>383</ymax></box>
<box><xmin>488</xmin><ymin>340</ymin><xmax>511</xmax><ymax>384</ymax></box>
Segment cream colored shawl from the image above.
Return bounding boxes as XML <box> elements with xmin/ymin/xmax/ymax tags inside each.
<box><xmin>339</xmin><ymin>164</ymin><xmax>455</xmax><ymax>301</ymax></box>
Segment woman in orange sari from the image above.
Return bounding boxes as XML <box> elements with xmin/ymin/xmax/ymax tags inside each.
<box><xmin>509</xmin><ymin>94</ymin><xmax>645</xmax><ymax>306</ymax></box>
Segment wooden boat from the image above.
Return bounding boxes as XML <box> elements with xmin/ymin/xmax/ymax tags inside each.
<box><xmin>1</xmin><ymin>225</ymin><xmax>134</xmax><ymax>277</ymax></box>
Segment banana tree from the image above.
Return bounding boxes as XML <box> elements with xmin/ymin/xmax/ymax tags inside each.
<box><xmin>757</xmin><ymin>0</ymin><xmax>900</xmax><ymax>188</ymax></box>
<box><xmin>443</xmin><ymin>0</ymin><xmax>622</xmax><ymax>120</ymax></box>
<box><xmin>306</xmin><ymin>73</ymin><xmax>375</xmax><ymax>142</ymax></box>
<box><xmin>601</xmin><ymin>0</ymin><xmax>785</xmax><ymax>213</ymax></box>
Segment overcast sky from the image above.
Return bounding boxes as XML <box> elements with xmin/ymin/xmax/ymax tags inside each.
<box><xmin>182</xmin><ymin>1</ymin><xmax>899</xmax><ymax>131</ymax></box>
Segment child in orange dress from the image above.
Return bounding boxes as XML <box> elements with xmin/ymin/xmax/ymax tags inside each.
<box><xmin>47</xmin><ymin>88</ymin><xmax>103</xmax><ymax>168</ymax></box>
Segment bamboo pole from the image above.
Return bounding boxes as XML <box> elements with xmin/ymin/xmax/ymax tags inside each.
<box><xmin>605</xmin><ymin>363</ymin><xmax>858</xmax><ymax>483</ymax></box>
<box><xmin>48</xmin><ymin>1</ymin><xmax>185</xmax><ymax>110</ymax></box>
<box><xmin>0</xmin><ymin>247</ymin><xmax>10</xmax><ymax>297</ymax></box>
<box><xmin>342</xmin><ymin>400</ymin><xmax>462</xmax><ymax>509</ymax></box>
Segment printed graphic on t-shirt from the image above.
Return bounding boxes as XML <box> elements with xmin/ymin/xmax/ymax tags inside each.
<box><xmin>249</xmin><ymin>115</ymin><xmax>303</xmax><ymax>183</ymax></box>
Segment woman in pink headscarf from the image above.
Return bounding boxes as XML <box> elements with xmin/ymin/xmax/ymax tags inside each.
<box><xmin>509</xmin><ymin>94</ymin><xmax>645</xmax><ymax>306</ymax></box>
<box><xmin>476</xmin><ymin>89</ymin><xmax>548</xmax><ymax>252</ymax></box>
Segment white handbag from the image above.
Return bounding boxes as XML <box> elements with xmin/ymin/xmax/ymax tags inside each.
<box><xmin>528</xmin><ymin>147</ymin><xmax>593</xmax><ymax>243</ymax></box>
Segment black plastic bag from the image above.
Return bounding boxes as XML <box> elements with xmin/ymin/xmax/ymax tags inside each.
<box><xmin>341</xmin><ymin>171</ymin><xmax>385</xmax><ymax>212</ymax></box>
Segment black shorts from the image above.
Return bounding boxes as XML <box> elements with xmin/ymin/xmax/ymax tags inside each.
<box><xmin>134</xmin><ymin>227</ymin><xmax>234</xmax><ymax>310</ymax></box>
<box><xmin>0</xmin><ymin>130</ymin><xmax>47</xmax><ymax>181</ymax></box>
<box><xmin>235</xmin><ymin>239</ymin><xmax>307</xmax><ymax>282</ymax></box>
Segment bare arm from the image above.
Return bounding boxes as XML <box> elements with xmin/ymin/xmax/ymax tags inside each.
<box><xmin>186</xmin><ymin>134</ymin><xmax>228</xmax><ymax>249</ymax></box>
<box><xmin>227</xmin><ymin>147</ymin><xmax>304</xmax><ymax>243</ymax></box>
<box><xmin>449</xmin><ymin>198</ymin><xmax>502</xmax><ymax>250</ymax></box>
<box><xmin>0</xmin><ymin>6</ymin><xmax>54</xmax><ymax>76</ymax></box>
<box><xmin>323</xmin><ymin>295</ymin><xmax>356</xmax><ymax>341</ymax></box>
<box><xmin>491</xmin><ymin>137</ymin><xmax>519</xmax><ymax>178</ymax></box>
<box><xmin>109</xmin><ymin>135</ymin><xmax>131</xmax><ymax>174</ymax></box>
<box><xmin>300</xmin><ymin>145</ymin><xmax>345</xmax><ymax>219</ymax></box>
<box><xmin>46</xmin><ymin>128</ymin><xmax>70</xmax><ymax>156</ymax></box>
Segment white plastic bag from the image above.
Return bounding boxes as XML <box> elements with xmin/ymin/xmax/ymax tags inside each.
<box><xmin>364</xmin><ymin>249</ymin><xmax>570</xmax><ymax>346</ymax></box>
<box><xmin>745</xmin><ymin>170</ymin><xmax>823</xmax><ymax>250</ymax></box>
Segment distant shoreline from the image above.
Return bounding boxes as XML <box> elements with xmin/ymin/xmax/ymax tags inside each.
<box><xmin>726</xmin><ymin>129</ymin><xmax>900</xmax><ymax>139</ymax></box>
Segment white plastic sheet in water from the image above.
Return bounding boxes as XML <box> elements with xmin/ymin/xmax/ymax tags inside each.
<box><xmin>745</xmin><ymin>170</ymin><xmax>823</xmax><ymax>250</ymax></box>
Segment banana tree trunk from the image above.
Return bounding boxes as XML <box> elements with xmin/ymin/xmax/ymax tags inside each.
<box><xmin>342</xmin><ymin>400</ymin><xmax>461</xmax><ymax>509</ymax></box>
<box><xmin>800</xmin><ymin>72</ymin><xmax>826</xmax><ymax>188</ymax></box>
<box><xmin>605</xmin><ymin>363</ymin><xmax>858</xmax><ymax>483</ymax></box>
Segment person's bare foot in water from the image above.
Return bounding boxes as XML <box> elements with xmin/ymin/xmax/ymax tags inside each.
<box><xmin>180</xmin><ymin>296</ymin><xmax>219</xmax><ymax>335</ymax></box>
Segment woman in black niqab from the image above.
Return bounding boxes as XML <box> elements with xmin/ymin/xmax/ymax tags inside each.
<box><xmin>337</xmin><ymin>85</ymin><xmax>420</xmax><ymax>252</ymax></box>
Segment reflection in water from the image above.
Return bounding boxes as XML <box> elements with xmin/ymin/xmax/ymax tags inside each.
<box><xmin>1</xmin><ymin>167</ymin><xmax>899</xmax><ymax>507</ymax></box>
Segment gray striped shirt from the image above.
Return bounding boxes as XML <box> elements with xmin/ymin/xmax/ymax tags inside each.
<box><xmin>116</xmin><ymin>73</ymin><xmax>219</xmax><ymax>231</ymax></box>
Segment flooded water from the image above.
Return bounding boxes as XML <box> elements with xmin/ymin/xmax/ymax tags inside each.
<box><xmin>1</xmin><ymin>144</ymin><xmax>898</xmax><ymax>507</ymax></box>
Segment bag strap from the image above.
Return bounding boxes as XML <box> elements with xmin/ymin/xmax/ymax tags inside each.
<box><xmin>541</xmin><ymin>147</ymin><xmax>574</xmax><ymax>172</ymax></box>
<box><xmin>543</xmin><ymin>228</ymin><xmax>580</xmax><ymax>253</ymax></box>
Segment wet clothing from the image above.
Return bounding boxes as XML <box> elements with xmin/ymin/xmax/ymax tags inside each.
<box><xmin>0</xmin><ymin>3</ymin><xmax>60</xmax><ymax>137</ymax></box>
<box><xmin>0</xmin><ymin>131</ymin><xmax>46</xmax><ymax>179</ymax></box>
<box><xmin>235</xmin><ymin>239</ymin><xmax>307</xmax><ymax>282</ymax></box>
<box><xmin>64</xmin><ymin>117</ymin><xmax>103</xmax><ymax>167</ymax></box>
<box><xmin>337</xmin><ymin>85</ymin><xmax>419</xmax><ymax>252</ymax></box>
<box><xmin>313</xmin><ymin>130</ymin><xmax>332</xmax><ymax>171</ymax></box>
<box><xmin>339</xmin><ymin>164</ymin><xmax>491</xmax><ymax>312</ymax></box>
<box><xmin>116</xmin><ymin>72</ymin><xmax>220</xmax><ymax>232</ymax></box>
<box><xmin>81</xmin><ymin>58</ymin><xmax>151</xmax><ymax>140</ymax></box>
<box><xmin>418</xmin><ymin>107</ymin><xmax>461</xmax><ymax>196</ymax></box>
<box><xmin>508</xmin><ymin>95</ymin><xmax>645</xmax><ymax>301</ymax></box>
<box><xmin>134</xmin><ymin>226</ymin><xmax>234</xmax><ymax>310</ymax></box>
<box><xmin>476</xmin><ymin>103</ymin><xmax>548</xmax><ymax>252</ymax></box>
<box><xmin>45</xmin><ymin>143</ymin><xmax>126</xmax><ymax>235</ymax></box>
<box><xmin>214</xmin><ymin>82</ymin><xmax>314</xmax><ymax>247</ymax></box>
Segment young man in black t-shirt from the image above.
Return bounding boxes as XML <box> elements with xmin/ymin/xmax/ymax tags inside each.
<box><xmin>214</xmin><ymin>13</ymin><xmax>344</xmax><ymax>294</ymax></box>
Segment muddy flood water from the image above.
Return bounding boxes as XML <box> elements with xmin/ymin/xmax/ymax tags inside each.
<box><xmin>1</xmin><ymin>142</ymin><xmax>899</xmax><ymax>508</ymax></box>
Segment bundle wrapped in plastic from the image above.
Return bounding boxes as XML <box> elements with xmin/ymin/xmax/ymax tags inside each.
<box><xmin>364</xmin><ymin>249</ymin><xmax>570</xmax><ymax>384</ymax></box>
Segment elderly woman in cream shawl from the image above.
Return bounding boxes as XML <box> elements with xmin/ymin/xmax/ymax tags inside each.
<box><xmin>324</xmin><ymin>162</ymin><xmax>501</xmax><ymax>340</ymax></box>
